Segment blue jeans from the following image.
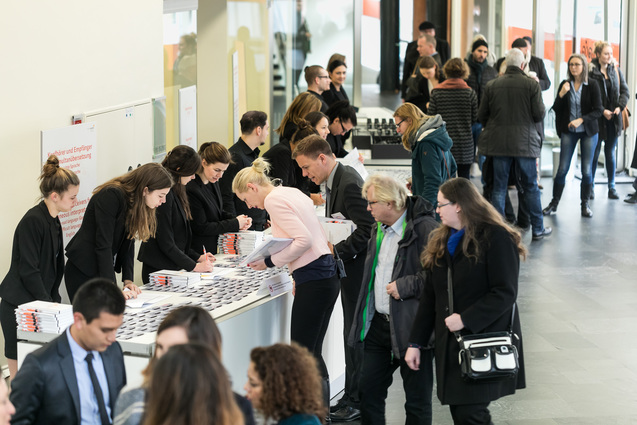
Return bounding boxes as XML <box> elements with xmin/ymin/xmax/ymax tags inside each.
<box><xmin>491</xmin><ymin>156</ymin><xmax>544</xmax><ymax>234</ymax></box>
<box><xmin>555</xmin><ymin>132</ymin><xmax>598</xmax><ymax>185</ymax></box>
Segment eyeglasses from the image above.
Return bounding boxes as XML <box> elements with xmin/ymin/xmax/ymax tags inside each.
<box><xmin>318</xmin><ymin>75</ymin><xmax>330</xmax><ymax>79</ymax></box>
<box><xmin>395</xmin><ymin>119</ymin><xmax>405</xmax><ymax>129</ymax></box>
<box><xmin>338</xmin><ymin>120</ymin><xmax>352</xmax><ymax>135</ymax></box>
<box><xmin>435</xmin><ymin>201</ymin><xmax>453</xmax><ymax>210</ymax></box>
<box><xmin>367</xmin><ymin>200</ymin><xmax>380</xmax><ymax>207</ymax></box>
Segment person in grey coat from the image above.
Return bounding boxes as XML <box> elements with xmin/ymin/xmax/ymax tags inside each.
<box><xmin>478</xmin><ymin>48</ymin><xmax>550</xmax><ymax>241</ymax></box>
<box><xmin>349</xmin><ymin>175</ymin><xmax>438</xmax><ymax>425</ymax></box>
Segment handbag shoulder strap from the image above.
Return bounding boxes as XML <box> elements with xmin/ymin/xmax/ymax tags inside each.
<box><xmin>440</xmin><ymin>148</ymin><xmax>451</xmax><ymax>180</ymax></box>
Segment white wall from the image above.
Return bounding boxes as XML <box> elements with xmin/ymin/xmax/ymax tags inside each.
<box><xmin>0</xmin><ymin>1</ymin><xmax>164</xmax><ymax>365</ymax></box>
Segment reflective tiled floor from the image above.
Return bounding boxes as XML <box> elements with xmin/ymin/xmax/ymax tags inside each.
<box><xmin>334</xmin><ymin>178</ymin><xmax>637</xmax><ymax>424</ymax></box>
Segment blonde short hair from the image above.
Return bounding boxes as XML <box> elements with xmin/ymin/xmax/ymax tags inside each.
<box><xmin>232</xmin><ymin>157</ymin><xmax>272</xmax><ymax>194</ymax></box>
<box><xmin>362</xmin><ymin>174</ymin><xmax>408</xmax><ymax>210</ymax></box>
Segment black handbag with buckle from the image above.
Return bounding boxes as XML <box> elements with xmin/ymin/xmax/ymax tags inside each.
<box><xmin>447</xmin><ymin>268</ymin><xmax>519</xmax><ymax>382</ymax></box>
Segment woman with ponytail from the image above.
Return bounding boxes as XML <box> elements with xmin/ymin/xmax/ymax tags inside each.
<box><xmin>0</xmin><ymin>155</ymin><xmax>79</xmax><ymax>378</ymax></box>
<box><xmin>233</xmin><ymin>158</ymin><xmax>339</xmax><ymax>415</ymax></box>
<box><xmin>138</xmin><ymin>145</ymin><xmax>215</xmax><ymax>283</ymax></box>
<box><xmin>65</xmin><ymin>163</ymin><xmax>173</xmax><ymax>301</ymax></box>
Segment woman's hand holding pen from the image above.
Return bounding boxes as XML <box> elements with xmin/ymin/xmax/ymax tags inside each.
<box><xmin>247</xmin><ymin>259</ymin><xmax>267</xmax><ymax>271</ymax></box>
<box><xmin>122</xmin><ymin>280</ymin><xmax>141</xmax><ymax>299</ymax></box>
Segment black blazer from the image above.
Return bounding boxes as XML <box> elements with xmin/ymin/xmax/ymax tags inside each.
<box><xmin>322</xmin><ymin>82</ymin><xmax>349</xmax><ymax>107</ymax></box>
<box><xmin>326</xmin><ymin>133</ymin><xmax>349</xmax><ymax>158</ymax></box>
<box><xmin>65</xmin><ymin>187</ymin><xmax>134</xmax><ymax>282</ymax></box>
<box><xmin>307</xmin><ymin>90</ymin><xmax>329</xmax><ymax>113</ymax></box>
<box><xmin>10</xmin><ymin>331</ymin><xmax>126</xmax><ymax>425</ymax></box>
<box><xmin>138</xmin><ymin>190</ymin><xmax>200</xmax><ymax>279</ymax></box>
<box><xmin>219</xmin><ymin>138</ymin><xmax>267</xmax><ymax>230</ymax></box>
<box><xmin>553</xmin><ymin>80</ymin><xmax>603</xmax><ymax>137</ymax></box>
<box><xmin>327</xmin><ymin>163</ymin><xmax>374</xmax><ymax>263</ymax></box>
<box><xmin>186</xmin><ymin>174</ymin><xmax>239</xmax><ymax>255</ymax></box>
<box><xmin>0</xmin><ymin>202</ymin><xmax>63</xmax><ymax>305</ymax></box>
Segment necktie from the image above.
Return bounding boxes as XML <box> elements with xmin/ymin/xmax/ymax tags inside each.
<box><xmin>85</xmin><ymin>353</ymin><xmax>110</xmax><ymax>425</ymax></box>
<box><xmin>325</xmin><ymin>185</ymin><xmax>331</xmax><ymax>216</ymax></box>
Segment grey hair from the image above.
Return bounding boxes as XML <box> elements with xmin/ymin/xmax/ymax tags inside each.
<box><xmin>506</xmin><ymin>48</ymin><xmax>525</xmax><ymax>69</ymax></box>
<box><xmin>362</xmin><ymin>174</ymin><xmax>408</xmax><ymax>210</ymax></box>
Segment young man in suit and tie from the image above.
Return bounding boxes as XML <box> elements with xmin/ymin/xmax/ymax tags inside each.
<box><xmin>293</xmin><ymin>135</ymin><xmax>375</xmax><ymax>422</ymax></box>
<box><xmin>10</xmin><ymin>278</ymin><xmax>127</xmax><ymax>425</ymax></box>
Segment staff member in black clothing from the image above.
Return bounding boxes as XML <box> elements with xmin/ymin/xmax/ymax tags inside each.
<box><xmin>139</xmin><ymin>146</ymin><xmax>216</xmax><ymax>283</ymax></box>
<box><xmin>325</xmin><ymin>100</ymin><xmax>357</xmax><ymax>158</ymax></box>
<box><xmin>275</xmin><ymin>92</ymin><xmax>322</xmax><ymax>144</ymax></box>
<box><xmin>188</xmin><ymin>142</ymin><xmax>252</xmax><ymax>255</ymax></box>
<box><xmin>322</xmin><ymin>60</ymin><xmax>349</xmax><ymax>107</ymax></box>
<box><xmin>264</xmin><ymin>120</ymin><xmax>323</xmax><ymax>205</ymax></box>
<box><xmin>0</xmin><ymin>155</ymin><xmax>79</xmax><ymax>378</ymax></box>
<box><xmin>294</xmin><ymin>136</ymin><xmax>375</xmax><ymax>422</ymax></box>
<box><xmin>65</xmin><ymin>163</ymin><xmax>173</xmax><ymax>301</ymax></box>
<box><xmin>219</xmin><ymin>111</ymin><xmax>269</xmax><ymax>230</ymax></box>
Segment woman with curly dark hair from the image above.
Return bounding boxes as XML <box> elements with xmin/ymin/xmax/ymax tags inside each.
<box><xmin>245</xmin><ymin>343</ymin><xmax>325</xmax><ymax>425</ymax></box>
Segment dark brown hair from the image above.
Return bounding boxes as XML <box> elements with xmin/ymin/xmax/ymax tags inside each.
<box><xmin>198</xmin><ymin>142</ymin><xmax>232</xmax><ymax>166</ymax></box>
<box><xmin>162</xmin><ymin>145</ymin><xmax>200</xmax><ymax>220</ymax></box>
<box><xmin>143</xmin><ymin>343</ymin><xmax>242</xmax><ymax>425</ymax></box>
<box><xmin>442</xmin><ymin>57</ymin><xmax>470</xmax><ymax>79</ymax></box>
<box><xmin>421</xmin><ymin>178</ymin><xmax>527</xmax><ymax>268</ymax></box>
<box><xmin>39</xmin><ymin>155</ymin><xmax>80</xmax><ymax>198</ymax></box>
<box><xmin>289</xmin><ymin>119</ymin><xmax>319</xmax><ymax>148</ymax></box>
<box><xmin>250</xmin><ymin>343</ymin><xmax>325</xmax><ymax>421</ymax></box>
<box><xmin>275</xmin><ymin>92</ymin><xmax>322</xmax><ymax>136</ymax></box>
<box><xmin>93</xmin><ymin>163</ymin><xmax>173</xmax><ymax>242</ymax></box>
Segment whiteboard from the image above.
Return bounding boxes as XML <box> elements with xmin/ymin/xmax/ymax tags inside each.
<box><xmin>87</xmin><ymin>102</ymin><xmax>154</xmax><ymax>182</ymax></box>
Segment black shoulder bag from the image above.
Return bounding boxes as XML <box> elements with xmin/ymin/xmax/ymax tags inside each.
<box><xmin>447</xmin><ymin>268</ymin><xmax>519</xmax><ymax>382</ymax></box>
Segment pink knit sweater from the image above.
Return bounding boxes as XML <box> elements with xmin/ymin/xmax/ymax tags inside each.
<box><xmin>264</xmin><ymin>186</ymin><xmax>331</xmax><ymax>273</ymax></box>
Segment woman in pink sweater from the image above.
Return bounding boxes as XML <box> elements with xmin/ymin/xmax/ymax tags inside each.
<box><xmin>233</xmin><ymin>158</ymin><xmax>339</xmax><ymax>414</ymax></box>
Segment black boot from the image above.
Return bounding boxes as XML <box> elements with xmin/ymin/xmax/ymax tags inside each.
<box><xmin>581</xmin><ymin>183</ymin><xmax>593</xmax><ymax>218</ymax></box>
<box><xmin>322</xmin><ymin>377</ymin><xmax>332</xmax><ymax>424</ymax></box>
<box><xmin>542</xmin><ymin>183</ymin><xmax>565</xmax><ymax>215</ymax></box>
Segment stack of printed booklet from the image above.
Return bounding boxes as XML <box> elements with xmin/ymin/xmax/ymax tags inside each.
<box><xmin>217</xmin><ymin>231</ymin><xmax>266</xmax><ymax>255</ymax></box>
<box><xmin>15</xmin><ymin>301</ymin><xmax>73</xmax><ymax>334</ymax></box>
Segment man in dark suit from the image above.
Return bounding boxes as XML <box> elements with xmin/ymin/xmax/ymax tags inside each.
<box><xmin>219</xmin><ymin>110</ymin><xmax>269</xmax><ymax>230</ymax></box>
<box><xmin>10</xmin><ymin>278</ymin><xmax>127</xmax><ymax>425</ymax></box>
<box><xmin>293</xmin><ymin>135</ymin><xmax>375</xmax><ymax>422</ymax></box>
<box><xmin>402</xmin><ymin>21</ymin><xmax>450</xmax><ymax>100</ymax></box>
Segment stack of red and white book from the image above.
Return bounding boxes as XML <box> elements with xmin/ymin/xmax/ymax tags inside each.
<box><xmin>16</xmin><ymin>300</ymin><xmax>73</xmax><ymax>333</ymax></box>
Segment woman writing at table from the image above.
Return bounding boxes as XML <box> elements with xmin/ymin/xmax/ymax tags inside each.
<box><xmin>0</xmin><ymin>155</ymin><xmax>79</xmax><ymax>378</ymax></box>
<box><xmin>138</xmin><ymin>145</ymin><xmax>215</xmax><ymax>283</ymax></box>
<box><xmin>233</xmin><ymin>157</ymin><xmax>339</xmax><ymax>414</ymax></box>
<box><xmin>186</xmin><ymin>142</ymin><xmax>252</xmax><ymax>255</ymax></box>
<box><xmin>65</xmin><ymin>163</ymin><xmax>173</xmax><ymax>301</ymax></box>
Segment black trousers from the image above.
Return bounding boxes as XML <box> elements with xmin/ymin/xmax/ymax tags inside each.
<box><xmin>360</xmin><ymin>313</ymin><xmax>433</xmax><ymax>425</ymax></box>
<box><xmin>64</xmin><ymin>261</ymin><xmax>93</xmax><ymax>303</ymax></box>
<box><xmin>0</xmin><ymin>299</ymin><xmax>19</xmax><ymax>359</ymax></box>
<box><xmin>449</xmin><ymin>403</ymin><xmax>492</xmax><ymax>425</ymax></box>
<box><xmin>291</xmin><ymin>274</ymin><xmax>340</xmax><ymax>378</ymax></box>
<box><xmin>340</xmin><ymin>255</ymin><xmax>366</xmax><ymax>407</ymax></box>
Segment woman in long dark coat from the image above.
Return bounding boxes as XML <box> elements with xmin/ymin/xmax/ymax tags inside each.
<box><xmin>405</xmin><ymin>178</ymin><xmax>527</xmax><ymax>424</ymax></box>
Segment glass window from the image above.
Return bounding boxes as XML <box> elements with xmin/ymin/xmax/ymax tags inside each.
<box><xmin>163</xmin><ymin>10</ymin><xmax>197</xmax><ymax>149</ymax></box>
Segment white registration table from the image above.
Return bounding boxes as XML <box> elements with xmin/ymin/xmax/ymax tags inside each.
<box><xmin>17</xmin><ymin>255</ymin><xmax>346</xmax><ymax>397</ymax></box>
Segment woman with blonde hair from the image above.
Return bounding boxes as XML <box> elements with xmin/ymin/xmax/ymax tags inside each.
<box><xmin>233</xmin><ymin>157</ymin><xmax>339</xmax><ymax>414</ymax></box>
<box><xmin>245</xmin><ymin>343</ymin><xmax>325</xmax><ymax>424</ymax></box>
<box><xmin>65</xmin><ymin>163</ymin><xmax>173</xmax><ymax>301</ymax></box>
<box><xmin>394</xmin><ymin>102</ymin><xmax>456</xmax><ymax>207</ymax></box>
<box><xmin>0</xmin><ymin>155</ymin><xmax>79</xmax><ymax>378</ymax></box>
<box><xmin>588</xmin><ymin>40</ymin><xmax>630</xmax><ymax>200</ymax></box>
<box><xmin>406</xmin><ymin>177</ymin><xmax>526</xmax><ymax>424</ymax></box>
